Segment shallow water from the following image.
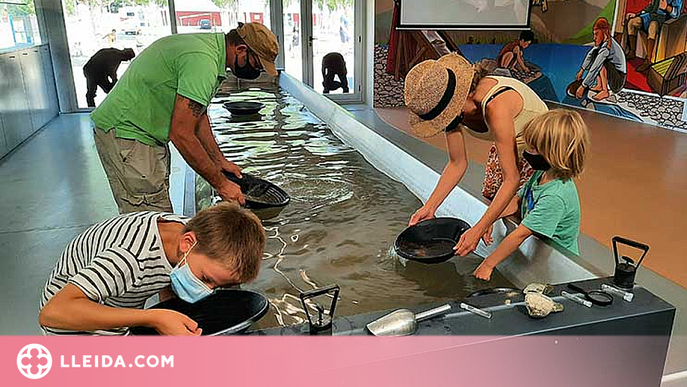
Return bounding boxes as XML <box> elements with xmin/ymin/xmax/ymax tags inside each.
<box><xmin>197</xmin><ymin>85</ymin><xmax>513</xmax><ymax>329</ymax></box>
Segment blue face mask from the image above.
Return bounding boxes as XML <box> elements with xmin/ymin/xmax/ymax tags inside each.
<box><xmin>170</xmin><ymin>242</ymin><xmax>214</xmax><ymax>303</ymax></box>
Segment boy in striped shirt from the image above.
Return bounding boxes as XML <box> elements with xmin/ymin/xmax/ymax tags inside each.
<box><xmin>39</xmin><ymin>203</ymin><xmax>265</xmax><ymax>336</ymax></box>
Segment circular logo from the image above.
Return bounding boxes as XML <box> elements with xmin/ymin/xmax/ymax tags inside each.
<box><xmin>17</xmin><ymin>344</ymin><xmax>52</xmax><ymax>380</ymax></box>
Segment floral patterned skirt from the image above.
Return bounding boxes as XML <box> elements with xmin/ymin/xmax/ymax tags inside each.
<box><xmin>481</xmin><ymin>143</ymin><xmax>534</xmax><ymax>200</ymax></box>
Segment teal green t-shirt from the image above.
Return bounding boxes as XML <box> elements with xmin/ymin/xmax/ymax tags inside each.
<box><xmin>91</xmin><ymin>33</ymin><xmax>227</xmax><ymax>146</ymax></box>
<box><xmin>518</xmin><ymin>170</ymin><xmax>581</xmax><ymax>255</ymax></box>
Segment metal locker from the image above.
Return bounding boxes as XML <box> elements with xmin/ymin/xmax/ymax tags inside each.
<box><xmin>0</xmin><ymin>56</ymin><xmax>8</xmax><ymax>157</ymax></box>
<box><xmin>0</xmin><ymin>113</ymin><xmax>7</xmax><ymax>158</ymax></box>
<box><xmin>40</xmin><ymin>45</ymin><xmax>59</xmax><ymax>120</ymax></box>
<box><xmin>0</xmin><ymin>56</ymin><xmax>11</xmax><ymax>154</ymax></box>
<box><xmin>19</xmin><ymin>48</ymin><xmax>45</xmax><ymax>133</ymax></box>
<box><xmin>0</xmin><ymin>53</ymin><xmax>31</xmax><ymax>150</ymax></box>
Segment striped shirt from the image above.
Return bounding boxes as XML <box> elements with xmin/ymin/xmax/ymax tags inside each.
<box><xmin>40</xmin><ymin>212</ymin><xmax>188</xmax><ymax>336</ymax></box>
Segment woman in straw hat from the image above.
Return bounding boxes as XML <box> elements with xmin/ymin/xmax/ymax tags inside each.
<box><xmin>405</xmin><ymin>53</ymin><xmax>548</xmax><ymax>257</ymax></box>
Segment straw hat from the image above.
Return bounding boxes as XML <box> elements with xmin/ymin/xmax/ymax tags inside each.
<box><xmin>404</xmin><ymin>54</ymin><xmax>475</xmax><ymax>138</ymax></box>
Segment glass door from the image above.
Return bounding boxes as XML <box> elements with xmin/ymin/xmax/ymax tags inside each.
<box><xmin>309</xmin><ymin>1</ymin><xmax>357</xmax><ymax>101</ymax></box>
<box><xmin>58</xmin><ymin>0</ymin><xmax>361</xmax><ymax>108</ymax></box>
<box><xmin>281</xmin><ymin>0</ymin><xmax>361</xmax><ymax>103</ymax></box>
<box><xmin>282</xmin><ymin>0</ymin><xmax>303</xmax><ymax>82</ymax></box>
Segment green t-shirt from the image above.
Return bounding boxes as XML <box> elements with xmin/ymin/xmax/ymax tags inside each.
<box><xmin>91</xmin><ymin>33</ymin><xmax>227</xmax><ymax>146</ymax></box>
<box><xmin>518</xmin><ymin>170</ymin><xmax>581</xmax><ymax>255</ymax></box>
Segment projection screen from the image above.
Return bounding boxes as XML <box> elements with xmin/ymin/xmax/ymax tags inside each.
<box><xmin>399</xmin><ymin>0</ymin><xmax>532</xmax><ymax>30</ymax></box>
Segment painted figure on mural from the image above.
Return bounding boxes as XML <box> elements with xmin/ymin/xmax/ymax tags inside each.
<box><xmin>422</xmin><ymin>30</ymin><xmax>451</xmax><ymax>56</ymax></box>
<box><xmin>532</xmin><ymin>0</ymin><xmax>549</xmax><ymax>12</ymax></box>
<box><xmin>575</xmin><ymin>18</ymin><xmax>627</xmax><ymax>102</ymax></box>
<box><xmin>496</xmin><ymin>30</ymin><xmax>535</xmax><ymax>73</ymax></box>
<box><xmin>623</xmin><ymin>0</ymin><xmax>684</xmax><ymax>72</ymax></box>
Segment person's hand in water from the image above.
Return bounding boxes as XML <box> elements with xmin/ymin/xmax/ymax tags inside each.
<box><xmin>481</xmin><ymin>224</ymin><xmax>494</xmax><ymax>246</ymax></box>
<box><xmin>221</xmin><ymin>160</ymin><xmax>242</xmax><ymax>179</ymax></box>
<box><xmin>409</xmin><ymin>206</ymin><xmax>435</xmax><ymax>226</ymax></box>
<box><xmin>454</xmin><ymin>226</ymin><xmax>483</xmax><ymax>256</ymax></box>
<box><xmin>473</xmin><ymin>260</ymin><xmax>494</xmax><ymax>281</ymax></box>
<box><xmin>217</xmin><ymin>180</ymin><xmax>246</xmax><ymax>205</ymax></box>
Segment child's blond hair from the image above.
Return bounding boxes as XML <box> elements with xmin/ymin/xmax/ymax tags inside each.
<box><xmin>520</xmin><ymin>109</ymin><xmax>590</xmax><ymax>180</ymax></box>
<box><xmin>184</xmin><ymin>202</ymin><xmax>265</xmax><ymax>283</ymax></box>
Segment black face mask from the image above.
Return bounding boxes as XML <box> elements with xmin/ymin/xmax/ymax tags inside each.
<box><xmin>233</xmin><ymin>53</ymin><xmax>261</xmax><ymax>80</ymax></box>
<box><xmin>523</xmin><ymin>151</ymin><xmax>550</xmax><ymax>171</ymax></box>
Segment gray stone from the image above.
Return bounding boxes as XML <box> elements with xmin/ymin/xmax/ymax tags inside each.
<box><xmin>374</xmin><ymin>45</ymin><xmax>406</xmax><ymax>108</ymax></box>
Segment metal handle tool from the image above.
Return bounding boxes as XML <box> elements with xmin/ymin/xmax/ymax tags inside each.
<box><xmin>601</xmin><ymin>284</ymin><xmax>634</xmax><ymax>302</ymax></box>
<box><xmin>460</xmin><ymin>302</ymin><xmax>492</xmax><ymax>319</ymax></box>
<box><xmin>415</xmin><ymin>304</ymin><xmax>452</xmax><ymax>322</ymax></box>
<box><xmin>561</xmin><ymin>291</ymin><xmax>592</xmax><ymax>308</ymax></box>
<box><xmin>299</xmin><ymin>284</ymin><xmax>340</xmax><ymax>335</ymax></box>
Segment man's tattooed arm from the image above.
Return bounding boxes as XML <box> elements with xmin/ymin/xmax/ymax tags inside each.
<box><xmin>169</xmin><ymin>94</ymin><xmax>226</xmax><ymax>189</ymax></box>
<box><xmin>187</xmin><ymin>98</ymin><xmax>206</xmax><ymax>117</ymax></box>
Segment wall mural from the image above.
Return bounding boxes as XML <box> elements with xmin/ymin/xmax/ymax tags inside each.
<box><xmin>374</xmin><ymin>0</ymin><xmax>687</xmax><ymax>131</ymax></box>
<box><xmin>614</xmin><ymin>0</ymin><xmax>686</xmax><ymax>94</ymax></box>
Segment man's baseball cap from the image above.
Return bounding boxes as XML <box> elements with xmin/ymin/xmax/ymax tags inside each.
<box><xmin>237</xmin><ymin>22</ymin><xmax>279</xmax><ymax>76</ymax></box>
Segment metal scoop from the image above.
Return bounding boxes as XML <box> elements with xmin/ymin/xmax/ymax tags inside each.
<box><xmin>366</xmin><ymin>304</ymin><xmax>451</xmax><ymax>336</ymax></box>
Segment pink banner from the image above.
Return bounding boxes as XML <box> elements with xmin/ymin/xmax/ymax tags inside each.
<box><xmin>2</xmin><ymin>336</ymin><xmax>667</xmax><ymax>387</ymax></box>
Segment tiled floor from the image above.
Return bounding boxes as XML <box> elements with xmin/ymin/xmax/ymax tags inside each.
<box><xmin>376</xmin><ymin>106</ymin><xmax>687</xmax><ymax>290</ymax></box>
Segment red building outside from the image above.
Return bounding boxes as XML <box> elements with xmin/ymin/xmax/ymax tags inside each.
<box><xmin>175</xmin><ymin>0</ymin><xmax>222</xmax><ymax>27</ymax></box>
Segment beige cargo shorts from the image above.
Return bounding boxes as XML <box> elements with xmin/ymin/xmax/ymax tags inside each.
<box><xmin>94</xmin><ymin>127</ymin><xmax>173</xmax><ymax>213</ymax></box>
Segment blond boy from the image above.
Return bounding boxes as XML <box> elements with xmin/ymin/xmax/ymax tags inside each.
<box><xmin>474</xmin><ymin>109</ymin><xmax>590</xmax><ymax>280</ymax></box>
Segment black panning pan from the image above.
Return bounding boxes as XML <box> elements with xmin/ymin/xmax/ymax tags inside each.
<box><xmin>223</xmin><ymin>101</ymin><xmax>264</xmax><ymax>115</ymax></box>
<box><xmin>130</xmin><ymin>289</ymin><xmax>269</xmax><ymax>336</ymax></box>
<box><xmin>394</xmin><ymin>218</ymin><xmax>471</xmax><ymax>264</ymax></box>
<box><xmin>223</xmin><ymin>171</ymin><xmax>290</xmax><ymax>209</ymax></box>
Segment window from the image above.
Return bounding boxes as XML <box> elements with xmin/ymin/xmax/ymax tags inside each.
<box><xmin>177</xmin><ymin>0</ymin><xmax>270</xmax><ymax>34</ymax></box>
<box><xmin>62</xmin><ymin>0</ymin><xmax>172</xmax><ymax>107</ymax></box>
<box><xmin>0</xmin><ymin>0</ymin><xmax>41</xmax><ymax>51</ymax></box>
<box><xmin>60</xmin><ymin>0</ymin><xmax>273</xmax><ymax>108</ymax></box>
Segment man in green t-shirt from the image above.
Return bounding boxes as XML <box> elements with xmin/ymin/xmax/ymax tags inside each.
<box><xmin>91</xmin><ymin>22</ymin><xmax>278</xmax><ymax>213</ymax></box>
